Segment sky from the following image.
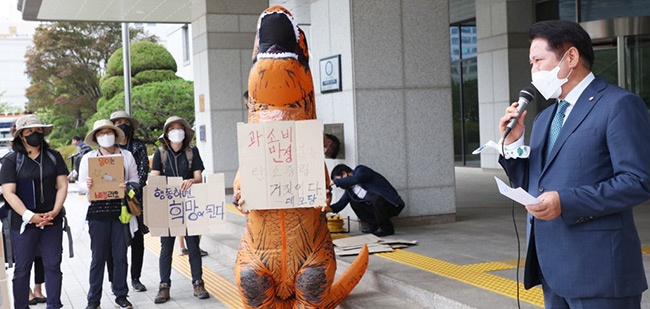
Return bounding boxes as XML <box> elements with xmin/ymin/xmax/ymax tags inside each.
<box><xmin>1</xmin><ymin>0</ymin><xmax>26</xmax><ymax>22</ymax></box>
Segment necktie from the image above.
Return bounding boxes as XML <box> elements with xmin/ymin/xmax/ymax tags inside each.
<box><xmin>545</xmin><ymin>99</ymin><xmax>569</xmax><ymax>162</ymax></box>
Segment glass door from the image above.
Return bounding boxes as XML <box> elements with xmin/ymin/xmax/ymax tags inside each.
<box><xmin>624</xmin><ymin>35</ymin><xmax>650</xmax><ymax>107</ymax></box>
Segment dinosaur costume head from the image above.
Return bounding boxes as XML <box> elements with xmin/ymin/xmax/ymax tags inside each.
<box><xmin>248</xmin><ymin>5</ymin><xmax>316</xmax><ymax>123</ymax></box>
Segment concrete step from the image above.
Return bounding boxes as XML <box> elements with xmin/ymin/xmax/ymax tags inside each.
<box><xmin>200</xmin><ymin>215</ymin><xmax>473</xmax><ymax>309</ymax></box>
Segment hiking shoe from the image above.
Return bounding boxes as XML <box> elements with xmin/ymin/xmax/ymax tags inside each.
<box><xmin>193</xmin><ymin>279</ymin><xmax>210</xmax><ymax>299</ymax></box>
<box><xmin>132</xmin><ymin>279</ymin><xmax>147</xmax><ymax>292</ymax></box>
<box><xmin>115</xmin><ymin>296</ymin><xmax>132</xmax><ymax>308</ymax></box>
<box><xmin>84</xmin><ymin>301</ymin><xmax>100</xmax><ymax>309</ymax></box>
<box><xmin>154</xmin><ymin>283</ymin><xmax>170</xmax><ymax>304</ymax></box>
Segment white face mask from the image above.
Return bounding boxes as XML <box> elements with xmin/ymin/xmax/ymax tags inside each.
<box><xmin>531</xmin><ymin>52</ymin><xmax>572</xmax><ymax>100</ymax></box>
<box><xmin>97</xmin><ymin>134</ymin><xmax>115</xmax><ymax>148</ymax></box>
<box><xmin>168</xmin><ymin>129</ymin><xmax>185</xmax><ymax>143</ymax></box>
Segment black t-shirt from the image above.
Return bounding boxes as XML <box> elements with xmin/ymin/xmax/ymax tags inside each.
<box><xmin>0</xmin><ymin>150</ymin><xmax>69</xmax><ymax>230</ymax></box>
<box><xmin>151</xmin><ymin>146</ymin><xmax>204</xmax><ymax>179</ymax></box>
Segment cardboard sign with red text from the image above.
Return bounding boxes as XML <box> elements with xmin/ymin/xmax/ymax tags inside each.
<box><xmin>88</xmin><ymin>156</ymin><xmax>124</xmax><ymax>201</ymax></box>
<box><xmin>236</xmin><ymin>120</ymin><xmax>327</xmax><ymax>210</ymax></box>
<box><xmin>144</xmin><ymin>174</ymin><xmax>226</xmax><ymax>237</ymax></box>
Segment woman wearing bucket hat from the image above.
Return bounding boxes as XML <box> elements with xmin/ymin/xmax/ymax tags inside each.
<box><xmin>0</xmin><ymin>114</ymin><xmax>69</xmax><ymax>309</ymax></box>
<box><xmin>150</xmin><ymin>115</ymin><xmax>210</xmax><ymax>303</ymax></box>
<box><xmin>107</xmin><ymin>110</ymin><xmax>149</xmax><ymax>293</ymax></box>
<box><xmin>77</xmin><ymin>119</ymin><xmax>140</xmax><ymax>309</ymax></box>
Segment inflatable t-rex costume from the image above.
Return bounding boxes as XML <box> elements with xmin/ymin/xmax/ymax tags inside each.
<box><xmin>233</xmin><ymin>6</ymin><xmax>369</xmax><ymax>309</ymax></box>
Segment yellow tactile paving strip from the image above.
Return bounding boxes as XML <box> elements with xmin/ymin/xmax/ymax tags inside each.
<box><xmin>143</xmin><ymin>235</ymin><xmax>245</xmax><ymax>308</ymax></box>
<box><xmin>145</xmin><ymin>204</ymin><xmax>549</xmax><ymax>308</ymax></box>
<box><xmin>376</xmin><ymin>250</ymin><xmax>544</xmax><ymax>307</ymax></box>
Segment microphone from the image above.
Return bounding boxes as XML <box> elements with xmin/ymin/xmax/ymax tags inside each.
<box><xmin>503</xmin><ymin>86</ymin><xmax>535</xmax><ymax>139</ymax></box>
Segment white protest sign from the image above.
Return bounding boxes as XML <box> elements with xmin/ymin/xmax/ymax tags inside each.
<box><xmin>237</xmin><ymin>120</ymin><xmax>327</xmax><ymax>210</ymax></box>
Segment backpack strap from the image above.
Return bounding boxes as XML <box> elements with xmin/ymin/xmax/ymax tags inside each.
<box><xmin>159</xmin><ymin>147</ymin><xmax>168</xmax><ymax>174</ymax></box>
<box><xmin>2</xmin><ymin>216</ymin><xmax>13</xmax><ymax>268</ymax></box>
<box><xmin>186</xmin><ymin>147</ymin><xmax>193</xmax><ymax>171</ymax></box>
<box><xmin>159</xmin><ymin>146</ymin><xmax>193</xmax><ymax>176</ymax></box>
<box><xmin>15</xmin><ymin>149</ymin><xmax>57</xmax><ymax>174</ymax></box>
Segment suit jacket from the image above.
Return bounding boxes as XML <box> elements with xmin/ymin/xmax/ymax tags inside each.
<box><xmin>501</xmin><ymin>77</ymin><xmax>650</xmax><ymax>298</ymax></box>
<box><xmin>330</xmin><ymin>165</ymin><xmax>404</xmax><ymax>213</ymax></box>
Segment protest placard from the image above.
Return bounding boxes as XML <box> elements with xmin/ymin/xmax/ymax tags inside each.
<box><xmin>88</xmin><ymin>156</ymin><xmax>124</xmax><ymax>201</ymax></box>
<box><xmin>237</xmin><ymin>120</ymin><xmax>327</xmax><ymax>210</ymax></box>
<box><xmin>144</xmin><ymin>174</ymin><xmax>226</xmax><ymax>237</ymax></box>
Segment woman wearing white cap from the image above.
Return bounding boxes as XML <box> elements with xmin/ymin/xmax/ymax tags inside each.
<box><xmin>77</xmin><ymin>119</ymin><xmax>139</xmax><ymax>309</ymax></box>
<box><xmin>0</xmin><ymin>114</ymin><xmax>69</xmax><ymax>309</ymax></box>
<box><xmin>150</xmin><ymin>115</ymin><xmax>209</xmax><ymax>303</ymax></box>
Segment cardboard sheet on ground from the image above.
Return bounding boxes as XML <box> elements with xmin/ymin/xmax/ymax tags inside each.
<box><xmin>88</xmin><ymin>156</ymin><xmax>124</xmax><ymax>201</ymax></box>
<box><xmin>333</xmin><ymin>234</ymin><xmax>418</xmax><ymax>256</ymax></box>
<box><xmin>144</xmin><ymin>174</ymin><xmax>226</xmax><ymax>237</ymax></box>
<box><xmin>237</xmin><ymin>120</ymin><xmax>327</xmax><ymax>210</ymax></box>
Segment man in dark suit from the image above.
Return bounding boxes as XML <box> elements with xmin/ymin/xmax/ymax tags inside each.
<box><xmin>329</xmin><ymin>164</ymin><xmax>405</xmax><ymax>237</ymax></box>
<box><xmin>499</xmin><ymin>20</ymin><xmax>650</xmax><ymax>308</ymax></box>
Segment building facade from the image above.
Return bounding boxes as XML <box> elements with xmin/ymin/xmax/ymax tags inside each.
<box><xmin>16</xmin><ymin>0</ymin><xmax>650</xmax><ymax>225</ymax></box>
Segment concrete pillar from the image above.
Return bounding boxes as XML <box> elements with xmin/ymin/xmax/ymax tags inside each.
<box><xmin>190</xmin><ymin>0</ymin><xmax>268</xmax><ymax>187</ymax></box>
<box><xmin>476</xmin><ymin>0</ymin><xmax>535</xmax><ymax>168</ymax></box>
<box><xmin>312</xmin><ymin>0</ymin><xmax>456</xmax><ymax>225</ymax></box>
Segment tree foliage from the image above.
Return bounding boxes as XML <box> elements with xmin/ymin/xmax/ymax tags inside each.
<box><xmin>93</xmin><ymin>41</ymin><xmax>193</xmax><ymax>145</ymax></box>
<box><xmin>0</xmin><ymin>91</ymin><xmax>23</xmax><ymax>114</ymax></box>
<box><xmin>105</xmin><ymin>41</ymin><xmax>177</xmax><ymax>77</ymax></box>
<box><xmin>94</xmin><ymin>79</ymin><xmax>194</xmax><ymax>144</ymax></box>
<box><xmin>24</xmin><ymin>22</ymin><xmax>156</xmax><ymax>147</ymax></box>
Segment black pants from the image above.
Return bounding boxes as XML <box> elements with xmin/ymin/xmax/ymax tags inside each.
<box><xmin>107</xmin><ymin>228</ymin><xmax>144</xmax><ymax>282</ymax></box>
<box><xmin>350</xmin><ymin>194</ymin><xmax>404</xmax><ymax>230</ymax></box>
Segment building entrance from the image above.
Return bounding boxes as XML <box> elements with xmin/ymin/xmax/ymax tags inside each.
<box><xmin>583</xmin><ymin>17</ymin><xmax>650</xmax><ymax>107</ymax></box>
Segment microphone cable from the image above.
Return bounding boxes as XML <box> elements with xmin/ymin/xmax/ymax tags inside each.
<box><xmin>501</xmin><ymin>141</ymin><xmax>523</xmax><ymax>309</ymax></box>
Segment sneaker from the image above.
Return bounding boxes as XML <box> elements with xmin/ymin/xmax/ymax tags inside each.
<box><xmin>132</xmin><ymin>279</ymin><xmax>147</xmax><ymax>292</ymax></box>
<box><xmin>154</xmin><ymin>283</ymin><xmax>170</xmax><ymax>304</ymax></box>
<box><xmin>84</xmin><ymin>301</ymin><xmax>100</xmax><ymax>309</ymax></box>
<box><xmin>200</xmin><ymin>249</ymin><xmax>209</xmax><ymax>257</ymax></box>
<box><xmin>115</xmin><ymin>296</ymin><xmax>132</xmax><ymax>309</ymax></box>
<box><xmin>192</xmin><ymin>279</ymin><xmax>210</xmax><ymax>299</ymax></box>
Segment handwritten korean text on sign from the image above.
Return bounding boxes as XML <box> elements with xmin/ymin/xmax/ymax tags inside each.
<box><xmin>144</xmin><ymin>174</ymin><xmax>226</xmax><ymax>237</ymax></box>
<box><xmin>88</xmin><ymin>156</ymin><xmax>124</xmax><ymax>201</ymax></box>
<box><xmin>237</xmin><ymin>120</ymin><xmax>326</xmax><ymax>210</ymax></box>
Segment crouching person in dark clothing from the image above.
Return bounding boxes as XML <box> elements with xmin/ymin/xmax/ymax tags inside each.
<box><xmin>329</xmin><ymin>164</ymin><xmax>405</xmax><ymax>237</ymax></box>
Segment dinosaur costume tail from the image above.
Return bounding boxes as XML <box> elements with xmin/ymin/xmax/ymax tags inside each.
<box><xmin>322</xmin><ymin>245</ymin><xmax>369</xmax><ymax>308</ymax></box>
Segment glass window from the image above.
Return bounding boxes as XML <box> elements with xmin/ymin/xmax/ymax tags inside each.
<box><xmin>450</xmin><ymin>23</ymin><xmax>479</xmax><ymax>167</ymax></box>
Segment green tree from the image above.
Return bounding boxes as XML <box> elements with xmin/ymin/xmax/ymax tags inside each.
<box><xmin>94</xmin><ymin>79</ymin><xmax>194</xmax><ymax>144</ymax></box>
<box><xmin>0</xmin><ymin>91</ymin><xmax>24</xmax><ymax>114</ymax></box>
<box><xmin>93</xmin><ymin>41</ymin><xmax>194</xmax><ymax>145</ymax></box>
<box><xmin>24</xmin><ymin>22</ymin><xmax>156</xmax><ymax>147</ymax></box>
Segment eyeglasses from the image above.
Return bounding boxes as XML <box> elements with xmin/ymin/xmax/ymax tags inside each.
<box><xmin>96</xmin><ymin>130</ymin><xmax>115</xmax><ymax>137</ymax></box>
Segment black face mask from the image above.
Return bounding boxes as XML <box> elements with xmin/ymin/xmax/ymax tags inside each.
<box><xmin>118</xmin><ymin>124</ymin><xmax>132</xmax><ymax>138</ymax></box>
<box><xmin>25</xmin><ymin>132</ymin><xmax>43</xmax><ymax>147</ymax></box>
